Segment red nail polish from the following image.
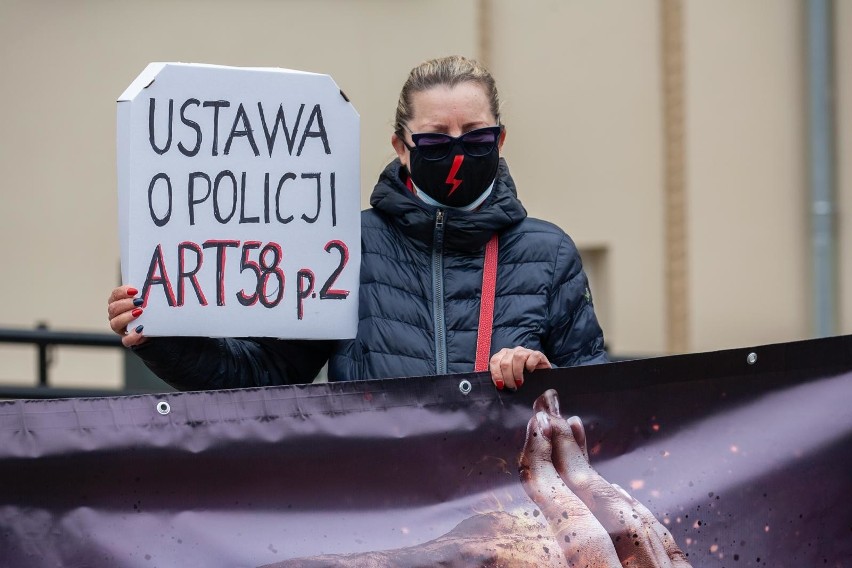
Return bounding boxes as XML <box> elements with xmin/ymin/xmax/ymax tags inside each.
<box><xmin>496</xmin><ymin>379</ymin><xmax>505</xmax><ymax>390</ymax></box>
<box><xmin>127</xmin><ymin>287</ymin><xmax>138</xmax><ymax>296</ymax></box>
<box><xmin>516</xmin><ymin>377</ymin><xmax>524</xmax><ymax>387</ymax></box>
<box><xmin>131</xmin><ymin>308</ymin><xmax>143</xmax><ymax>317</ymax></box>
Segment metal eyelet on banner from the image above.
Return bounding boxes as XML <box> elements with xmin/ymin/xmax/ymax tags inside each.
<box><xmin>747</xmin><ymin>352</ymin><xmax>758</xmax><ymax>365</ymax></box>
<box><xmin>156</xmin><ymin>401</ymin><xmax>171</xmax><ymax>415</ymax></box>
<box><xmin>458</xmin><ymin>380</ymin><xmax>472</xmax><ymax>395</ymax></box>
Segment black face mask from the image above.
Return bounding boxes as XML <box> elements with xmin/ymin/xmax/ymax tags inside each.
<box><xmin>408</xmin><ymin>142</ymin><xmax>500</xmax><ymax>208</ymax></box>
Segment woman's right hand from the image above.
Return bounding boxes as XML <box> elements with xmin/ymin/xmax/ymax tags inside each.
<box><xmin>107</xmin><ymin>285</ymin><xmax>147</xmax><ymax>348</ymax></box>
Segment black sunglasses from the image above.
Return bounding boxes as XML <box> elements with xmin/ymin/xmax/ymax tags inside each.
<box><xmin>402</xmin><ymin>125</ymin><xmax>503</xmax><ymax>161</ymax></box>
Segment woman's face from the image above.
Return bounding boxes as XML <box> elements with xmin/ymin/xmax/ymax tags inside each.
<box><xmin>392</xmin><ymin>81</ymin><xmax>505</xmax><ymax>171</ymax></box>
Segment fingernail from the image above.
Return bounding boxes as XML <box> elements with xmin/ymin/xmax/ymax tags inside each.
<box><xmin>536</xmin><ymin>411</ymin><xmax>551</xmax><ymax>439</ymax></box>
<box><xmin>127</xmin><ymin>287</ymin><xmax>138</xmax><ymax>296</ymax></box>
<box><xmin>550</xmin><ymin>393</ymin><xmax>560</xmax><ymax>417</ymax></box>
<box><xmin>131</xmin><ymin>308</ymin><xmax>143</xmax><ymax>318</ymax></box>
<box><xmin>132</xmin><ymin>298</ymin><xmax>144</xmax><ymax>307</ymax></box>
<box><xmin>135</xmin><ymin>325</ymin><xmax>144</xmax><ymax>333</ymax></box>
<box><xmin>542</xmin><ymin>389</ymin><xmax>561</xmax><ymax>417</ymax></box>
<box><xmin>495</xmin><ymin>379</ymin><xmax>505</xmax><ymax>390</ymax></box>
<box><xmin>612</xmin><ymin>484</ymin><xmax>636</xmax><ymax>502</ymax></box>
<box><xmin>567</xmin><ymin>415</ymin><xmax>586</xmax><ymax>448</ymax></box>
<box><xmin>516</xmin><ymin>376</ymin><xmax>524</xmax><ymax>388</ymax></box>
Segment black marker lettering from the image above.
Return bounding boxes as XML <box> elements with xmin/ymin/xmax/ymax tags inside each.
<box><xmin>178</xmin><ymin>98</ymin><xmax>202</xmax><ymax>157</ymax></box>
<box><xmin>258</xmin><ymin>102</ymin><xmax>304</xmax><ymax>156</ymax></box>
<box><xmin>147</xmin><ymin>173</ymin><xmax>172</xmax><ymax>227</ymax></box>
<box><xmin>236</xmin><ymin>241</ymin><xmax>261</xmax><ymax>307</ymax></box>
<box><xmin>224</xmin><ymin>103</ymin><xmax>260</xmax><ymax>156</ymax></box>
<box><xmin>141</xmin><ymin>244</ymin><xmax>176</xmax><ymax>306</ymax></box>
<box><xmin>177</xmin><ymin>241</ymin><xmax>207</xmax><ymax>306</ymax></box>
<box><xmin>188</xmin><ymin>172</ymin><xmax>211</xmax><ymax>226</ymax></box>
<box><xmin>239</xmin><ymin>172</ymin><xmax>260</xmax><ymax>224</ymax></box>
<box><xmin>297</xmin><ymin>104</ymin><xmax>331</xmax><ymax>156</ymax></box>
<box><xmin>202</xmin><ymin>240</ymin><xmax>240</xmax><ymax>306</ymax></box>
<box><xmin>213</xmin><ymin>170</ymin><xmax>238</xmax><ymax>224</ymax></box>
<box><xmin>148</xmin><ymin>98</ymin><xmax>173</xmax><ymax>155</ymax></box>
<box><xmin>258</xmin><ymin>243</ymin><xmax>285</xmax><ymax>308</ymax></box>
<box><xmin>296</xmin><ymin>269</ymin><xmax>315</xmax><ymax>320</ymax></box>
<box><xmin>330</xmin><ymin>171</ymin><xmax>337</xmax><ymax>227</ymax></box>
<box><xmin>319</xmin><ymin>240</ymin><xmax>350</xmax><ymax>300</ymax></box>
<box><xmin>275</xmin><ymin>172</ymin><xmax>296</xmax><ymax>224</ymax></box>
<box><xmin>202</xmin><ymin>100</ymin><xmax>230</xmax><ymax>156</ymax></box>
<box><xmin>263</xmin><ymin>172</ymin><xmax>270</xmax><ymax>224</ymax></box>
<box><xmin>301</xmin><ymin>173</ymin><xmax>321</xmax><ymax>223</ymax></box>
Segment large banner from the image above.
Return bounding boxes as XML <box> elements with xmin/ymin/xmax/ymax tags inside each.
<box><xmin>1</xmin><ymin>335</ymin><xmax>850</xmax><ymax>567</ymax></box>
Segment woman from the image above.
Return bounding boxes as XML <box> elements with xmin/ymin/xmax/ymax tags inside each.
<box><xmin>108</xmin><ymin>55</ymin><xmax>607</xmax><ymax>391</ymax></box>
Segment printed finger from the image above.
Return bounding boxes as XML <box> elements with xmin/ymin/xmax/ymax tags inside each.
<box><xmin>566</xmin><ymin>416</ymin><xmax>589</xmax><ymax>462</ymax></box>
<box><xmin>519</xmin><ymin>412</ymin><xmax>621</xmax><ymax>567</ymax></box>
<box><xmin>548</xmin><ymin>415</ymin><xmax>663</xmax><ymax>566</ymax></box>
<box><xmin>533</xmin><ymin>389</ymin><xmax>561</xmax><ymax>417</ymax></box>
<box><xmin>616</xmin><ymin>485</ymin><xmax>692</xmax><ymax>568</ymax></box>
<box><xmin>532</xmin><ymin>393</ymin><xmax>587</xmax><ymax>462</ymax></box>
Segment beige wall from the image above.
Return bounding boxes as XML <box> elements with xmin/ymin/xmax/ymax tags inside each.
<box><xmin>0</xmin><ymin>0</ymin><xmax>478</xmax><ymax>388</ymax></box>
<box><xmin>838</xmin><ymin>0</ymin><xmax>852</xmax><ymax>334</ymax></box>
<box><xmin>685</xmin><ymin>0</ymin><xmax>810</xmax><ymax>350</ymax></box>
<box><xmin>491</xmin><ymin>0</ymin><xmax>666</xmax><ymax>355</ymax></box>
<box><xmin>0</xmin><ymin>0</ymin><xmax>849</xmax><ymax>389</ymax></box>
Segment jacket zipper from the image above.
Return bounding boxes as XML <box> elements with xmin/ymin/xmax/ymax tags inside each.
<box><xmin>432</xmin><ymin>209</ymin><xmax>447</xmax><ymax>374</ymax></box>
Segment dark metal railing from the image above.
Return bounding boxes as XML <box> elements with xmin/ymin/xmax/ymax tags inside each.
<box><xmin>0</xmin><ymin>325</ymin><xmax>130</xmax><ymax>399</ymax></box>
<box><xmin>0</xmin><ymin>325</ymin><xmax>122</xmax><ymax>386</ymax></box>
<box><xmin>0</xmin><ymin>325</ymin><xmax>643</xmax><ymax>400</ymax></box>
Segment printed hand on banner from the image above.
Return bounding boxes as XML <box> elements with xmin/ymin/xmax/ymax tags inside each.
<box><xmin>266</xmin><ymin>389</ymin><xmax>691</xmax><ymax>568</ymax></box>
<box><xmin>107</xmin><ymin>285</ymin><xmax>148</xmax><ymax>348</ymax></box>
<box><xmin>489</xmin><ymin>347</ymin><xmax>551</xmax><ymax>390</ymax></box>
<box><xmin>519</xmin><ymin>389</ymin><xmax>693</xmax><ymax>568</ymax></box>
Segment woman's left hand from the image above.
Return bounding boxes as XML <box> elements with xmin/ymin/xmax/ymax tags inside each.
<box><xmin>489</xmin><ymin>347</ymin><xmax>551</xmax><ymax>390</ymax></box>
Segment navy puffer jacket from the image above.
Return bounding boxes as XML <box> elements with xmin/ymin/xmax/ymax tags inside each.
<box><xmin>134</xmin><ymin>159</ymin><xmax>606</xmax><ymax>389</ymax></box>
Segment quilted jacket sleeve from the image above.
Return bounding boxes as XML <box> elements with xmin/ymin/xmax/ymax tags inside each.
<box><xmin>544</xmin><ymin>234</ymin><xmax>608</xmax><ymax>367</ymax></box>
<box><xmin>131</xmin><ymin>337</ymin><xmax>335</xmax><ymax>391</ymax></box>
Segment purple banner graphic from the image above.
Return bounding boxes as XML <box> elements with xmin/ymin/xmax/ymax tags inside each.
<box><xmin>1</xmin><ymin>336</ymin><xmax>850</xmax><ymax>567</ymax></box>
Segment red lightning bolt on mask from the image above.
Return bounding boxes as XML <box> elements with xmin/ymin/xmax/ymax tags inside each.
<box><xmin>445</xmin><ymin>154</ymin><xmax>464</xmax><ymax>196</ymax></box>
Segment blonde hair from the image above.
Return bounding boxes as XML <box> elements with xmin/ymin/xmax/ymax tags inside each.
<box><xmin>393</xmin><ymin>55</ymin><xmax>501</xmax><ymax>137</ymax></box>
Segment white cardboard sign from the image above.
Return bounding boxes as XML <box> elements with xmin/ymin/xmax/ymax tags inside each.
<box><xmin>117</xmin><ymin>63</ymin><xmax>360</xmax><ymax>338</ymax></box>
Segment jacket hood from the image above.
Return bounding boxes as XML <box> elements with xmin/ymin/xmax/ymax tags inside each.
<box><xmin>368</xmin><ymin>158</ymin><xmax>527</xmax><ymax>251</ymax></box>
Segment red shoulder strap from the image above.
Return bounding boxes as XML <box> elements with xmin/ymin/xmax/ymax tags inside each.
<box><xmin>474</xmin><ymin>234</ymin><xmax>499</xmax><ymax>371</ymax></box>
